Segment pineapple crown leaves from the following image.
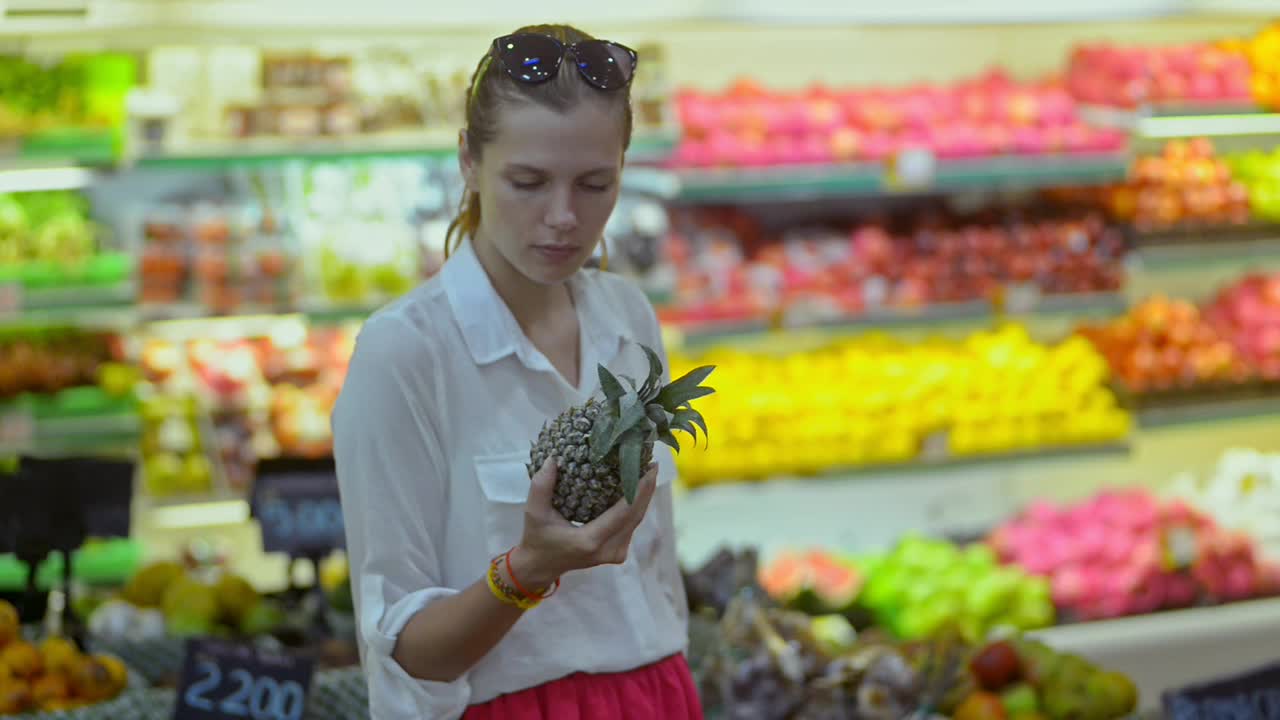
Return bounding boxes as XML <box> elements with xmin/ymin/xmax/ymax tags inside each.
<box><xmin>588</xmin><ymin>343</ymin><xmax>717</xmax><ymax>501</ymax></box>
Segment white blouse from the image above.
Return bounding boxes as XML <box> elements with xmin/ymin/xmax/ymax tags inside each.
<box><xmin>331</xmin><ymin>239</ymin><xmax>688</xmax><ymax>720</ymax></box>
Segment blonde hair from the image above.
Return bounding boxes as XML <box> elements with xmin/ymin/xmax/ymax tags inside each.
<box><xmin>445</xmin><ymin>23</ymin><xmax>633</xmax><ymax>271</ymax></box>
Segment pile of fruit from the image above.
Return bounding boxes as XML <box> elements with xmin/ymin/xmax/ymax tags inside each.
<box><xmin>1203</xmin><ymin>272</ymin><xmax>1280</xmax><ymax>380</ymax></box>
<box><xmin>89</xmin><ymin>561</ymin><xmax>283</xmax><ymax>641</ymax></box>
<box><xmin>1077</xmin><ymin>272</ymin><xmax>1280</xmax><ymax>394</ymax></box>
<box><xmin>691</xmin><ymin>589</ymin><xmax>1138</xmax><ymax>720</ymax></box>
<box><xmin>1225</xmin><ymin>148</ymin><xmax>1280</xmax><ymax>223</ymax></box>
<box><xmin>0</xmin><ymin>54</ymin><xmax>129</xmax><ymax>138</ymax></box>
<box><xmin>670</xmin><ymin>325</ymin><xmax>1130</xmax><ymax>484</ymax></box>
<box><xmin>138</xmin><ymin>323</ymin><xmax>354</xmax><ymax>492</ymax></box>
<box><xmin>1065</xmin><ymin>41</ymin><xmax>1253</xmax><ymax>108</ymax></box>
<box><xmin>1101</xmin><ymin>139</ymin><xmax>1251</xmax><ymax>230</ymax></box>
<box><xmin>0</xmin><ymin>601</ymin><xmax>130</xmax><ymax>715</ymax></box>
<box><xmin>0</xmin><ymin>191</ymin><xmax>126</xmax><ymax>289</ymax></box>
<box><xmin>854</xmin><ymin>537</ymin><xmax>1055</xmax><ymax>642</ymax></box>
<box><xmin>1227</xmin><ymin>21</ymin><xmax>1280</xmax><ymax>110</ymax></box>
<box><xmin>669</xmin><ymin>69</ymin><xmax>1126</xmax><ymax>169</ymax></box>
<box><xmin>952</xmin><ymin>638</ymin><xmax>1137</xmax><ymax>720</ymax></box>
<box><xmin>659</xmin><ymin>207</ymin><xmax>1126</xmax><ymax>330</ymax></box>
<box><xmin>0</xmin><ymin>328</ymin><xmax>125</xmax><ymax>400</ymax></box>
<box><xmin>758</xmin><ymin>550</ymin><xmax>864</xmax><ymax>617</ymax></box>
<box><xmin>989</xmin><ymin>489</ymin><xmax>1280</xmax><ymax>621</ymax></box>
<box><xmin>138</xmin><ymin>394</ymin><xmax>216</xmax><ymax>497</ymax></box>
<box><xmin>1166</xmin><ymin>447</ymin><xmax>1280</xmax><ymax>562</ymax></box>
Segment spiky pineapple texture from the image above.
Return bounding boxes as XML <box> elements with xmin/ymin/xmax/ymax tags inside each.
<box><xmin>528</xmin><ymin>343</ymin><xmax>715</xmax><ymax>524</ymax></box>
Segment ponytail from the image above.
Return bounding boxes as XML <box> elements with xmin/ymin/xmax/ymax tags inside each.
<box><xmin>444</xmin><ymin>191</ymin><xmax>481</xmax><ymax>258</ymax></box>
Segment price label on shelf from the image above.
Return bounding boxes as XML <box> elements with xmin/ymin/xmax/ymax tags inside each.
<box><xmin>885</xmin><ymin>148</ymin><xmax>936</xmax><ymax>190</ymax></box>
<box><xmin>1163</xmin><ymin>660</ymin><xmax>1280</xmax><ymax>720</ymax></box>
<box><xmin>251</xmin><ymin>467</ymin><xmax>345</xmax><ymax>556</ymax></box>
<box><xmin>0</xmin><ymin>407</ymin><xmax>34</xmax><ymax>451</ymax></box>
<box><xmin>174</xmin><ymin>638</ymin><xmax>314</xmax><ymax>720</ymax></box>
<box><xmin>0</xmin><ymin>283</ymin><xmax>22</xmax><ymax>315</ymax></box>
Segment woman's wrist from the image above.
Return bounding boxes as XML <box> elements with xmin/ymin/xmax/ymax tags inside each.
<box><xmin>507</xmin><ymin>546</ymin><xmax>559</xmax><ymax>591</ymax></box>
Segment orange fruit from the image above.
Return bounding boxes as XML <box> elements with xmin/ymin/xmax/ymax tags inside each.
<box><xmin>39</xmin><ymin>636</ymin><xmax>80</xmax><ymax>676</ymax></box>
<box><xmin>31</xmin><ymin>673</ymin><xmax>71</xmax><ymax>706</ymax></box>
<box><xmin>0</xmin><ymin>641</ymin><xmax>43</xmax><ymax>680</ymax></box>
<box><xmin>70</xmin><ymin>655</ymin><xmax>117</xmax><ymax>703</ymax></box>
<box><xmin>0</xmin><ymin>677</ymin><xmax>33</xmax><ymax>714</ymax></box>
<box><xmin>94</xmin><ymin>654</ymin><xmax>129</xmax><ymax>696</ymax></box>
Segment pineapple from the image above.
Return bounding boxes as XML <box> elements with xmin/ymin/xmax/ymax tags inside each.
<box><xmin>528</xmin><ymin>343</ymin><xmax>715</xmax><ymax>524</ymax></box>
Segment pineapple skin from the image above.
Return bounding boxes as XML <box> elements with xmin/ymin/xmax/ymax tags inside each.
<box><xmin>528</xmin><ymin>398</ymin><xmax>655</xmax><ymax>524</ymax></box>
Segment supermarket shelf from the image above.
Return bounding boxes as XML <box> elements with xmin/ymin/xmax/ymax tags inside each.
<box><xmin>0</xmin><ymin>408</ymin><xmax>140</xmax><ymax>457</ymax></box>
<box><xmin>666</xmin><ymin>292</ymin><xmax>1128</xmax><ymax>350</ymax></box>
<box><xmin>1126</xmin><ymin>382</ymin><xmax>1280</xmax><ymax>427</ymax></box>
<box><xmin>670</xmin><ymin>153</ymin><xmax>1131</xmax><ymax>203</ymax></box>
<box><xmin>1031</xmin><ymin>596</ymin><xmax>1280</xmax><ymax>711</ymax></box>
<box><xmin>0</xmin><ymin>280</ymin><xmax>137</xmax><ymax>328</ymax></box>
<box><xmin>131</xmin><ymin>127</ymin><xmax>679</xmax><ymax>169</ymax></box>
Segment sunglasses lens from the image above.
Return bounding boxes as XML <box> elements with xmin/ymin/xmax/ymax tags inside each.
<box><xmin>573</xmin><ymin>41</ymin><xmax>635</xmax><ymax>90</ymax></box>
<box><xmin>496</xmin><ymin>34</ymin><xmax>563</xmax><ymax>83</ymax></box>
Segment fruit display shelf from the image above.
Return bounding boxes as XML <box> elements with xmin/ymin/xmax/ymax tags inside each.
<box><xmin>669</xmin><ymin>152</ymin><xmax>1132</xmax><ymax>204</ymax></box>
<box><xmin>0</xmin><ymin>390</ymin><xmax>140</xmax><ymax>457</ymax></box>
<box><xmin>1118</xmin><ymin>379</ymin><xmax>1280</xmax><ymax>427</ymax></box>
<box><xmin>0</xmin><ymin>279</ymin><xmax>136</xmax><ymax>330</ymax></box>
<box><xmin>130</xmin><ymin>127</ymin><xmax>680</xmax><ymax>170</ymax></box>
<box><xmin>1030</xmin><ymin>596</ymin><xmax>1280</xmax><ymax>711</ymax></box>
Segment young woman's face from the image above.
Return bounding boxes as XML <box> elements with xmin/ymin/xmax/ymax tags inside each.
<box><xmin>462</xmin><ymin>97</ymin><xmax>625</xmax><ymax>286</ymax></box>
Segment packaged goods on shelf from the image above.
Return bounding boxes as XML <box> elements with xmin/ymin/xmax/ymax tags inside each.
<box><xmin>1066</xmin><ymin>41</ymin><xmax>1253</xmax><ymax>109</ymax></box>
<box><xmin>989</xmin><ymin>488</ymin><xmax>1280</xmax><ymax>622</ymax></box>
<box><xmin>658</xmin><ymin>205</ymin><xmax>1126</xmax><ymax>331</ymax></box>
<box><xmin>669</xmin><ymin>68</ymin><xmax>1127</xmax><ymax>171</ymax></box>
<box><xmin>669</xmin><ymin>324</ymin><xmax>1130</xmax><ymax>485</ymax></box>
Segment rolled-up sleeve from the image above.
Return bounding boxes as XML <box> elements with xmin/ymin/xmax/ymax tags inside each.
<box><xmin>332</xmin><ymin>315</ymin><xmax>471</xmax><ymax>719</ymax></box>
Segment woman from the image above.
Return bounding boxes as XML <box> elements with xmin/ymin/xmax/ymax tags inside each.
<box><xmin>332</xmin><ymin>23</ymin><xmax>703</xmax><ymax>720</ymax></box>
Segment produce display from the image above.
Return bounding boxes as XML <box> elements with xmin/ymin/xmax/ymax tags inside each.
<box><xmin>138</xmin><ymin>393</ymin><xmax>216</xmax><ymax>497</ymax></box>
<box><xmin>690</xmin><ymin>588</ymin><xmax>1138</xmax><ymax>720</ymax></box>
<box><xmin>659</xmin><ymin>206</ymin><xmax>1126</xmax><ymax>330</ymax></box>
<box><xmin>0</xmin><ymin>54</ymin><xmax>133</xmax><ymax>139</ymax></box>
<box><xmin>669</xmin><ymin>69</ymin><xmax>1126</xmax><ymax>169</ymax></box>
<box><xmin>0</xmin><ymin>601</ymin><xmax>130</xmax><ymax>715</ymax></box>
<box><xmin>88</xmin><ymin>561</ymin><xmax>283</xmax><ymax>641</ymax></box>
<box><xmin>1066</xmin><ymin>41</ymin><xmax>1253</xmax><ymax>108</ymax></box>
<box><xmin>1075</xmin><ymin>295</ymin><xmax>1250</xmax><ymax>393</ymax></box>
<box><xmin>1166</xmin><ymin>447</ymin><xmax>1280</xmax><ymax>562</ymax></box>
<box><xmin>1226</xmin><ymin>147</ymin><xmax>1280</xmax><ymax>223</ymax></box>
<box><xmin>989</xmin><ymin>489</ymin><xmax>1280</xmax><ymax>621</ymax></box>
<box><xmin>1229</xmin><ymin>21</ymin><xmax>1280</xmax><ymax>110</ymax></box>
<box><xmin>670</xmin><ymin>325</ymin><xmax>1130</xmax><ymax>484</ymax></box>
<box><xmin>0</xmin><ymin>328</ymin><xmax>126</xmax><ymax>400</ymax></box>
<box><xmin>0</xmin><ymin>191</ymin><xmax>128</xmax><ymax>290</ymax></box>
<box><xmin>138</xmin><ymin>322</ymin><xmax>354</xmax><ymax>491</ymax></box>
<box><xmin>1077</xmin><ymin>271</ymin><xmax>1280</xmax><ymax>394</ymax></box>
<box><xmin>1100</xmin><ymin>138</ymin><xmax>1251</xmax><ymax>230</ymax></box>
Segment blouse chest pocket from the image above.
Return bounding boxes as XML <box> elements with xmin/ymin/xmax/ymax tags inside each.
<box><xmin>474</xmin><ymin>452</ymin><xmax>532</xmax><ymax>556</ymax></box>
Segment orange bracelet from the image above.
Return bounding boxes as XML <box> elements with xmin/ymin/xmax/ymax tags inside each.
<box><xmin>505</xmin><ymin>547</ymin><xmax>560</xmax><ymax>601</ymax></box>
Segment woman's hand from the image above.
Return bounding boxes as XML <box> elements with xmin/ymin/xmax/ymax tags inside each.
<box><xmin>510</xmin><ymin>458</ymin><xmax>659</xmax><ymax>588</ymax></box>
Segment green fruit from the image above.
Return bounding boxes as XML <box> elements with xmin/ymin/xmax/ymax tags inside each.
<box><xmin>1085</xmin><ymin>671</ymin><xmax>1138</xmax><ymax>717</ymax></box>
<box><xmin>238</xmin><ymin>599</ymin><xmax>285</xmax><ymax>637</ymax></box>
<box><xmin>1001</xmin><ymin>683</ymin><xmax>1039</xmax><ymax>716</ymax></box>
<box><xmin>161</xmin><ymin>577</ymin><xmax>219</xmax><ymax>624</ymax></box>
<box><xmin>121</xmin><ymin>561</ymin><xmax>184</xmax><ymax>609</ymax></box>
<box><xmin>167</xmin><ymin>612</ymin><xmax>214</xmax><ymax>638</ymax></box>
<box><xmin>214</xmin><ymin>573</ymin><xmax>260</xmax><ymax>626</ymax></box>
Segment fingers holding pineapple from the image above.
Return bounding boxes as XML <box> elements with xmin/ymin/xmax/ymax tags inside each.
<box><xmin>513</xmin><ymin>458</ymin><xmax>659</xmax><ymax>586</ymax></box>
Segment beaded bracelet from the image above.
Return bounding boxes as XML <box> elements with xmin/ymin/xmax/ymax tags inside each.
<box><xmin>487</xmin><ymin>555</ymin><xmax>538</xmax><ymax>610</ymax></box>
<box><xmin>505</xmin><ymin>548</ymin><xmax>560</xmax><ymax>602</ymax></box>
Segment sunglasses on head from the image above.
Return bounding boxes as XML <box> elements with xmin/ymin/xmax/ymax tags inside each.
<box><xmin>489</xmin><ymin>33</ymin><xmax>637</xmax><ymax>91</ymax></box>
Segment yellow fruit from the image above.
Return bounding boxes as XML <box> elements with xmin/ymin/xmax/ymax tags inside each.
<box><xmin>94</xmin><ymin>654</ymin><xmax>128</xmax><ymax>696</ymax></box>
<box><xmin>70</xmin><ymin>655</ymin><xmax>118</xmax><ymax>702</ymax></box>
<box><xmin>0</xmin><ymin>677</ymin><xmax>32</xmax><ymax>714</ymax></box>
<box><xmin>121</xmin><ymin>561</ymin><xmax>186</xmax><ymax>608</ymax></box>
<box><xmin>215</xmin><ymin>573</ymin><xmax>261</xmax><ymax>626</ymax></box>
<box><xmin>31</xmin><ymin>672</ymin><xmax>71</xmax><ymax>706</ymax></box>
<box><xmin>0</xmin><ymin>642</ymin><xmax>43</xmax><ymax>680</ymax></box>
<box><xmin>39</xmin><ymin>637</ymin><xmax>80</xmax><ymax>677</ymax></box>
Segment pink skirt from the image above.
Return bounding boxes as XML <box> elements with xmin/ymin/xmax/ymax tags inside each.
<box><xmin>462</xmin><ymin>653</ymin><xmax>704</xmax><ymax>720</ymax></box>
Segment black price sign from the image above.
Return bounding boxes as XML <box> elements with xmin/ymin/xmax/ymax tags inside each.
<box><xmin>174</xmin><ymin>638</ymin><xmax>315</xmax><ymax>720</ymax></box>
<box><xmin>251</xmin><ymin>459</ymin><xmax>344</xmax><ymax>556</ymax></box>
<box><xmin>1163</xmin><ymin>661</ymin><xmax>1280</xmax><ymax>719</ymax></box>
